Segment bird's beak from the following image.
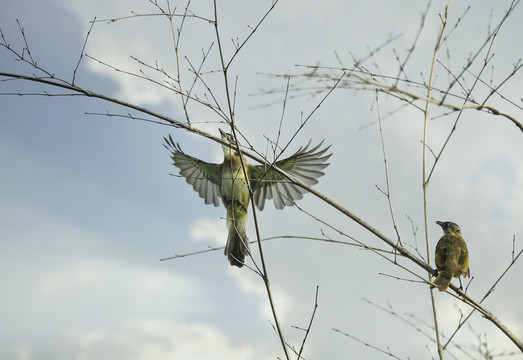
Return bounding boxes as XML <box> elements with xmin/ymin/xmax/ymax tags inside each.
<box><xmin>436</xmin><ymin>221</ymin><xmax>443</xmax><ymax>227</ymax></box>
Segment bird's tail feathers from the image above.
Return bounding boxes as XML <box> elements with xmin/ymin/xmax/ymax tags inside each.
<box><xmin>225</xmin><ymin>216</ymin><xmax>249</xmax><ymax>268</ymax></box>
<box><xmin>434</xmin><ymin>272</ymin><xmax>452</xmax><ymax>292</ymax></box>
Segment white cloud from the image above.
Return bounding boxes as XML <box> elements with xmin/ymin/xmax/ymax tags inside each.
<box><xmin>1</xmin><ymin>320</ymin><xmax>255</xmax><ymax>360</ymax></box>
<box><xmin>189</xmin><ymin>217</ymin><xmax>227</xmax><ymax>245</ymax></box>
<box><xmin>53</xmin><ymin>0</ymin><xmax>186</xmax><ymax>106</ymax></box>
<box><xmin>2</xmin><ymin>255</ymin><xmax>211</xmax><ymax>327</ymax></box>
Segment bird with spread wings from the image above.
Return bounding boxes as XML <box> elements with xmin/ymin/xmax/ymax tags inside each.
<box><xmin>164</xmin><ymin>129</ymin><xmax>332</xmax><ymax>268</ymax></box>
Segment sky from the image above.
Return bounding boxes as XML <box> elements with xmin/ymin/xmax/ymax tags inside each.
<box><xmin>1</xmin><ymin>0</ymin><xmax>522</xmax><ymax>359</ymax></box>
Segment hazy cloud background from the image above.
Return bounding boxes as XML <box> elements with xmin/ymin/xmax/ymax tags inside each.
<box><xmin>1</xmin><ymin>0</ymin><xmax>522</xmax><ymax>359</ymax></box>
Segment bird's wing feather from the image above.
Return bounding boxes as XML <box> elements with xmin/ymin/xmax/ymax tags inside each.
<box><xmin>164</xmin><ymin>135</ymin><xmax>222</xmax><ymax>207</ymax></box>
<box><xmin>435</xmin><ymin>239</ymin><xmax>448</xmax><ymax>271</ymax></box>
<box><xmin>459</xmin><ymin>245</ymin><xmax>470</xmax><ymax>277</ymax></box>
<box><xmin>249</xmin><ymin>140</ymin><xmax>331</xmax><ymax>210</ymax></box>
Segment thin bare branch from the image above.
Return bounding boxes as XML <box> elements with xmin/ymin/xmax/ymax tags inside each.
<box><xmin>440</xmin><ymin>0</ymin><xmax>521</xmax><ymax>104</ymax></box>
<box><xmin>72</xmin><ymin>17</ymin><xmax>96</xmax><ymax>85</ymax></box>
<box><xmin>421</xmin><ymin>2</ymin><xmax>451</xmax><ymax>358</ymax></box>
<box><xmin>393</xmin><ymin>0</ymin><xmax>432</xmax><ymax>87</ymax></box>
<box><xmin>375</xmin><ymin>90</ymin><xmax>402</xmax><ymax>247</ymax></box>
<box><xmin>295</xmin><ymin>286</ymin><xmax>320</xmax><ymax>360</ymax></box>
<box><xmin>333</xmin><ymin>327</ymin><xmax>405</xmax><ymax>360</ymax></box>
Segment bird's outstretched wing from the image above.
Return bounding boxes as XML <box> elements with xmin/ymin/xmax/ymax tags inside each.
<box><xmin>164</xmin><ymin>135</ymin><xmax>222</xmax><ymax>207</ymax></box>
<box><xmin>249</xmin><ymin>140</ymin><xmax>331</xmax><ymax>210</ymax></box>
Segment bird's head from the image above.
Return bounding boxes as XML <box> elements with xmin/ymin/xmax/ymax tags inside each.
<box><xmin>219</xmin><ymin>128</ymin><xmax>238</xmax><ymax>156</ymax></box>
<box><xmin>436</xmin><ymin>221</ymin><xmax>461</xmax><ymax>235</ymax></box>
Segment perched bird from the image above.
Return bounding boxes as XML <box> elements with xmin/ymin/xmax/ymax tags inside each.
<box><xmin>434</xmin><ymin>221</ymin><xmax>470</xmax><ymax>292</ymax></box>
<box><xmin>164</xmin><ymin>129</ymin><xmax>331</xmax><ymax>268</ymax></box>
